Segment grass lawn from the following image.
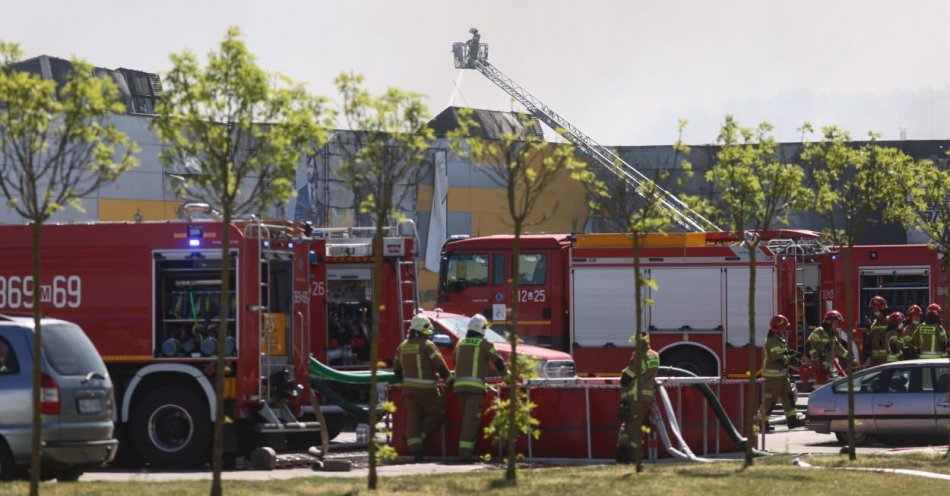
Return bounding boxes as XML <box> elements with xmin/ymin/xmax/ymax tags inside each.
<box><xmin>2</xmin><ymin>455</ymin><xmax>949</xmax><ymax>495</ymax></box>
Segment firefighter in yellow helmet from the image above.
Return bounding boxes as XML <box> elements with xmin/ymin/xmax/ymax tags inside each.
<box><xmin>453</xmin><ymin>314</ymin><xmax>506</xmax><ymax>463</ymax></box>
<box><xmin>616</xmin><ymin>332</ymin><xmax>660</xmax><ymax>465</ymax></box>
<box><xmin>759</xmin><ymin>315</ymin><xmax>805</xmax><ymax>431</ymax></box>
<box><xmin>393</xmin><ymin>314</ymin><xmax>451</xmax><ymax>462</ymax></box>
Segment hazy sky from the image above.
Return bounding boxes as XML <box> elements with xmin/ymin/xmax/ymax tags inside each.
<box><xmin>4</xmin><ymin>0</ymin><xmax>950</xmax><ymax>145</ymax></box>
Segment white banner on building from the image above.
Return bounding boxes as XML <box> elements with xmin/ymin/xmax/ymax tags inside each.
<box><xmin>425</xmin><ymin>151</ymin><xmax>449</xmax><ymax>272</ymax></box>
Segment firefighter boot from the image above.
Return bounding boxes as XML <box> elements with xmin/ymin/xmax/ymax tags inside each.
<box><xmin>616</xmin><ymin>432</ymin><xmax>633</xmax><ymax>464</ymax></box>
<box><xmin>787</xmin><ymin>415</ymin><xmax>805</xmax><ymax>429</ymax></box>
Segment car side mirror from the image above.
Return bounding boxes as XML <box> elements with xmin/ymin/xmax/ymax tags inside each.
<box><xmin>432</xmin><ymin>335</ymin><xmax>453</xmax><ymax>347</ymax></box>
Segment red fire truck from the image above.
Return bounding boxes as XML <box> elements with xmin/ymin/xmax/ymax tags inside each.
<box><xmin>0</xmin><ymin>220</ymin><xmax>316</xmax><ymax>468</ymax></box>
<box><xmin>437</xmin><ymin>231</ymin><xmax>943</xmax><ymax>377</ymax></box>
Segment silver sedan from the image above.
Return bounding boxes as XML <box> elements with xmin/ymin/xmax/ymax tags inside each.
<box><xmin>806</xmin><ymin>359</ymin><xmax>949</xmax><ymax>445</ymax></box>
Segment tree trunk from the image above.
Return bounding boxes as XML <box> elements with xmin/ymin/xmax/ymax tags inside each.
<box><xmin>631</xmin><ymin>233</ymin><xmax>645</xmax><ymax>474</ymax></box>
<box><xmin>367</xmin><ymin>228</ymin><xmax>384</xmax><ymax>490</ymax></box>
<box><xmin>944</xmin><ymin>244</ymin><xmax>950</xmax><ymax>455</ymax></box>
<box><xmin>744</xmin><ymin>242</ymin><xmax>758</xmax><ymax>468</ymax></box>
<box><xmin>29</xmin><ymin>221</ymin><xmax>42</xmax><ymax>496</ymax></box>
<box><xmin>505</xmin><ymin>225</ymin><xmax>522</xmax><ymax>482</ymax></box>
<box><xmin>210</xmin><ymin>211</ymin><xmax>232</xmax><ymax>496</ymax></box>
<box><xmin>844</xmin><ymin>245</ymin><xmax>856</xmax><ymax>461</ymax></box>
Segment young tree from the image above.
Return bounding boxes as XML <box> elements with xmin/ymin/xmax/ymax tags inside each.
<box><xmin>452</xmin><ymin>111</ymin><xmax>591</xmax><ymax>482</ymax></box>
<box><xmin>333</xmin><ymin>72</ymin><xmax>433</xmax><ymax>490</ymax></box>
<box><xmin>706</xmin><ymin>116</ymin><xmax>812</xmax><ymax>467</ymax></box>
<box><xmin>589</xmin><ymin>121</ymin><xmax>705</xmax><ymax>473</ymax></box>
<box><xmin>152</xmin><ymin>27</ymin><xmax>326</xmax><ymax>496</ymax></box>
<box><xmin>801</xmin><ymin>126</ymin><xmax>917</xmax><ymax>461</ymax></box>
<box><xmin>903</xmin><ymin>158</ymin><xmax>950</xmax><ymax>453</ymax></box>
<box><xmin>0</xmin><ymin>41</ymin><xmax>138</xmax><ymax>494</ymax></box>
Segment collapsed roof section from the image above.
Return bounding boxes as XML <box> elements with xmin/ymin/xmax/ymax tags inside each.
<box><xmin>8</xmin><ymin>55</ymin><xmax>162</xmax><ymax>115</ymax></box>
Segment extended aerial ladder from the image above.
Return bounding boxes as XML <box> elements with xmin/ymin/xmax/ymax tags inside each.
<box><xmin>452</xmin><ymin>35</ymin><xmax>721</xmax><ymax>233</ymax></box>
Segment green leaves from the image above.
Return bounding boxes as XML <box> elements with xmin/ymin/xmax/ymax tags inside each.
<box><xmin>707</xmin><ymin>116</ymin><xmax>812</xmax><ymax>243</ymax></box>
<box><xmin>333</xmin><ymin>71</ymin><xmax>433</xmax><ymax>225</ymax></box>
<box><xmin>153</xmin><ymin>26</ymin><xmax>327</xmax><ymax>218</ymax></box>
<box><xmin>0</xmin><ymin>39</ymin><xmax>138</xmax><ymax>222</ymax></box>
<box><xmin>801</xmin><ymin>126</ymin><xmax>917</xmax><ymax>247</ymax></box>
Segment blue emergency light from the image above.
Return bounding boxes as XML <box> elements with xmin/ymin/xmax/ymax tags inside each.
<box><xmin>187</xmin><ymin>225</ymin><xmax>202</xmax><ymax>247</ymax></box>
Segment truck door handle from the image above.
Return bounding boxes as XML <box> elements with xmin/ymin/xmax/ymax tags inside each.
<box><xmin>877</xmin><ymin>401</ymin><xmax>893</xmax><ymax>408</ymax></box>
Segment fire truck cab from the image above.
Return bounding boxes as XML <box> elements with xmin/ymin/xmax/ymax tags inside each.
<box><xmin>0</xmin><ymin>220</ymin><xmax>315</xmax><ymax>468</ymax></box>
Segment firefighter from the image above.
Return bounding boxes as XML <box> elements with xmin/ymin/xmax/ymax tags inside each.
<box><xmin>913</xmin><ymin>303</ymin><xmax>949</xmax><ymax>359</ymax></box>
<box><xmin>616</xmin><ymin>333</ymin><xmax>660</xmax><ymax>464</ymax></box>
<box><xmin>865</xmin><ymin>296</ymin><xmax>889</xmax><ymax>367</ymax></box>
<box><xmin>902</xmin><ymin>305</ymin><xmax>923</xmax><ymax>360</ymax></box>
<box><xmin>467</xmin><ymin>28</ymin><xmax>481</xmax><ymax>65</ymax></box>
<box><xmin>393</xmin><ymin>314</ymin><xmax>451</xmax><ymax>462</ymax></box>
<box><xmin>759</xmin><ymin>315</ymin><xmax>805</xmax><ymax>431</ymax></box>
<box><xmin>885</xmin><ymin>311</ymin><xmax>904</xmax><ymax>363</ymax></box>
<box><xmin>453</xmin><ymin>313</ymin><xmax>506</xmax><ymax>463</ymax></box>
<box><xmin>808</xmin><ymin>310</ymin><xmax>849</xmax><ymax>386</ymax></box>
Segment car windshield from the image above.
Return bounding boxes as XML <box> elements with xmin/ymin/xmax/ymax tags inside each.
<box><xmin>41</xmin><ymin>323</ymin><xmax>108</xmax><ymax>376</ymax></box>
<box><xmin>434</xmin><ymin>316</ymin><xmax>507</xmax><ymax>344</ymax></box>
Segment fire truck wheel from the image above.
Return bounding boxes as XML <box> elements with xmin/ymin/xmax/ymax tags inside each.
<box><xmin>661</xmin><ymin>349</ymin><xmax>718</xmax><ymax>377</ymax></box>
<box><xmin>131</xmin><ymin>385</ymin><xmax>210</xmax><ymax>468</ymax></box>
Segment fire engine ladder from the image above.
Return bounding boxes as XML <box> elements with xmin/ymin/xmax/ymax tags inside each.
<box><xmin>244</xmin><ymin>220</ymin><xmax>322</xmax><ymax>434</ymax></box>
<box><xmin>452</xmin><ymin>38</ymin><xmax>720</xmax><ymax>233</ymax></box>
<box><xmin>396</xmin><ymin>259</ymin><xmax>420</xmax><ymax>338</ymax></box>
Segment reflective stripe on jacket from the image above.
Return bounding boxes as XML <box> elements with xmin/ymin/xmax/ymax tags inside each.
<box><xmin>454</xmin><ymin>337</ymin><xmax>500</xmax><ymax>394</ymax></box>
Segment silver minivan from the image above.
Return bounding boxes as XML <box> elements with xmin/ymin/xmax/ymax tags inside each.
<box><xmin>0</xmin><ymin>315</ymin><xmax>117</xmax><ymax>481</ymax></box>
<box><xmin>806</xmin><ymin>358</ymin><xmax>950</xmax><ymax>445</ymax></box>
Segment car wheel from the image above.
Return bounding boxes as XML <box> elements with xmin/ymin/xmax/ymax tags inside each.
<box><xmin>0</xmin><ymin>438</ymin><xmax>16</xmax><ymax>481</ymax></box>
<box><xmin>55</xmin><ymin>469</ymin><xmax>82</xmax><ymax>482</ymax></box>
<box><xmin>834</xmin><ymin>431</ymin><xmax>871</xmax><ymax>446</ymax></box>
<box><xmin>131</xmin><ymin>385</ymin><xmax>210</xmax><ymax>468</ymax></box>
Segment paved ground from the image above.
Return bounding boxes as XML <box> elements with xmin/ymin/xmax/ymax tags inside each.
<box><xmin>77</xmin><ymin>425</ymin><xmax>947</xmax><ymax>482</ymax></box>
<box><xmin>80</xmin><ymin>432</ymin><xmax>492</xmax><ymax>482</ymax></box>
